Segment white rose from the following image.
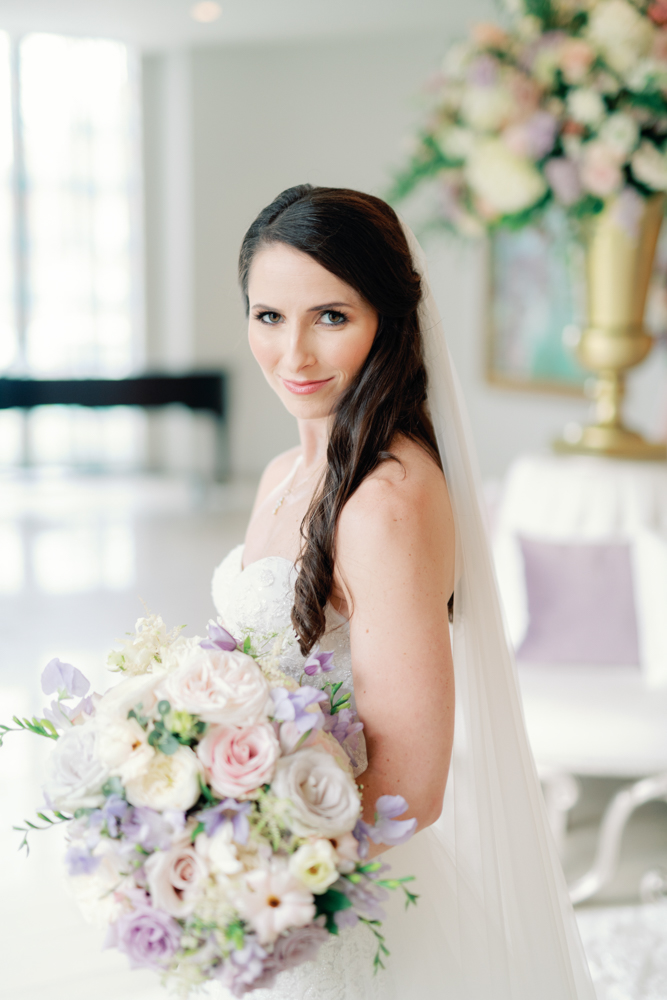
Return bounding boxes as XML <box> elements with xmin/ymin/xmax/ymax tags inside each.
<box><xmin>96</xmin><ymin>716</ymin><xmax>155</xmax><ymax>784</ymax></box>
<box><xmin>157</xmin><ymin>648</ymin><xmax>270</xmax><ymax>726</ymax></box>
<box><xmin>272</xmin><ymin>747</ymin><xmax>361</xmax><ymax>838</ymax></box>
<box><xmin>145</xmin><ymin>836</ymin><xmax>209</xmax><ymax>917</ymax></box>
<box><xmin>460</xmin><ymin>86</ymin><xmax>514</xmax><ymax>132</ymax></box>
<box><xmin>587</xmin><ymin>0</ymin><xmax>654</xmax><ymax>75</ymax></box>
<box><xmin>566</xmin><ymin>88</ymin><xmax>606</xmax><ymax>127</ymax></box>
<box><xmin>598</xmin><ymin>112</ymin><xmax>639</xmax><ymax>159</ymax></box>
<box><xmin>124</xmin><ymin>745</ymin><xmax>203</xmax><ymax>811</ymax></box>
<box><xmin>466</xmin><ymin>139</ymin><xmax>547</xmax><ymax>214</ymax></box>
<box><xmin>43</xmin><ymin>722</ymin><xmax>109</xmax><ymax>812</ymax></box>
<box><xmin>95</xmin><ymin>672</ymin><xmax>162</xmax><ymax>726</ymax></box>
<box><xmin>196</xmin><ymin>823</ymin><xmax>243</xmax><ymax>875</ymax></box>
<box><xmin>288</xmin><ymin>840</ymin><xmax>339</xmax><ymax>894</ymax></box>
<box><xmin>631</xmin><ymin>141</ymin><xmax>667</xmax><ymax>191</ymax></box>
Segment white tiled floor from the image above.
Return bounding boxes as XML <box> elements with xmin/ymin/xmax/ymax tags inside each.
<box><xmin>1</xmin><ymin>470</ymin><xmax>666</xmax><ymax>999</ymax></box>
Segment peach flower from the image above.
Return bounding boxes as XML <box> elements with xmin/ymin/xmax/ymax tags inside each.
<box><xmin>580</xmin><ymin>141</ymin><xmax>624</xmax><ymax>196</ymax></box>
<box><xmin>558</xmin><ymin>38</ymin><xmax>595</xmax><ymax>83</ymax></box>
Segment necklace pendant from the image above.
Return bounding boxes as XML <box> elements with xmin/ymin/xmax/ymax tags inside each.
<box><xmin>272</xmin><ymin>495</ymin><xmax>285</xmax><ymax>515</ymax></box>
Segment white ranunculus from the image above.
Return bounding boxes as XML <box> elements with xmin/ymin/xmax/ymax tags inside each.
<box><xmin>588</xmin><ymin>0</ymin><xmax>654</xmax><ymax>75</ymax></box>
<box><xmin>288</xmin><ymin>839</ymin><xmax>339</xmax><ymax>894</ymax></box>
<box><xmin>272</xmin><ymin>747</ymin><xmax>361</xmax><ymax>838</ymax></box>
<box><xmin>566</xmin><ymin>88</ymin><xmax>606</xmax><ymax>127</ymax></box>
<box><xmin>466</xmin><ymin>139</ymin><xmax>547</xmax><ymax>215</ymax></box>
<box><xmin>196</xmin><ymin>823</ymin><xmax>243</xmax><ymax>875</ymax></box>
<box><xmin>438</xmin><ymin>126</ymin><xmax>475</xmax><ymax>162</ymax></box>
<box><xmin>96</xmin><ymin>716</ymin><xmax>155</xmax><ymax>784</ymax></box>
<box><xmin>43</xmin><ymin>722</ymin><xmax>109</xmax><ymax>812</ymax></box>
<box><xmin>598</xmin><ymin>112</ymin><xmax>639</xmax><ymax>159</ymax></box>
<box><xmin>460</xmin><ymin>86</ymin><xmax>514</xmax><ymax>133</ymax></box>
<box><xmin>124</xmin><ymin>745</ymin><xmax>203</xmax><ymax>811</ymax></box>
<box><xmin>95</xmin><ymin>672</ymin><xmax>163</xmax><ymax>726</ymax></box>
<box><xmin>157</xmin><ymin>648</ymin><xmax>270</xmax><ymax>726</ymax></box>
<box><xmin>631</xmin><ymin>141</ymin><xmax>667</xmax><ymax>191</ymax></box>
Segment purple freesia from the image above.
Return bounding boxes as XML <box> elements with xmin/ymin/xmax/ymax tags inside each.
<box><xmin>41</xmin><ymin>658</ymin><xmax>90</xmax><ymax>699</ymax></box>
<box><xmin>200</xmin><ymin>620</ymin><xmax>238</xmax><ymax>652</ymax></box>
<box><xmin>303</xmin><ymin>648</ymin><xmax>335</xmax><ymax>676</ymax></box>
<box><xmin>196</xmin><ymin>799</ymin><xmax>251</xmax><ymax>845</ymax></box>
<box><xmin>107</xmin><ymin>905</ymin><xmax>181</xmax><ymax>970</ymax></box>
<box><xmin>65</xmin><ymin>844</ymin><xmax>101</xmax><ymax>876</ymax></box>
<box><xmin>322</xmin><ymin>705</ymin><xmax>364</xmax><ymax>745</ymax></box>
<box><xmin>336</xmin><ymin>874</ymin><xmax>388</xmax><ymax>923</ymax></box>
<box><xmin>217</xmin><ymin>938</ymin><xmax>268</xmax><ymax>998</ymax></box>
<box><xmin>367</xmin><ymin>795</ymin><xmax>418</xmax><ymax>847</ymax></box>
<box><xmin>270</xmin><ymin>686</ymin><xmax>327</xmax><ymax>734</ymax></box>
<box><xmin>121</xmin><ymin>806</ymin><xmax>186</xmax><ymax>852</ymax></box>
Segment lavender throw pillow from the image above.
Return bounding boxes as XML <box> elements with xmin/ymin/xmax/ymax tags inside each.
<box><xmin>516</xmin><ymin>537</ymin><xmax>640</xmax><ymax>666</ymax></box>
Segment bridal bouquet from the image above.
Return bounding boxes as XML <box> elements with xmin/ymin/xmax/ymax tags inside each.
<box><xmin>393</xmin><ymin>0</ymin><xmax>667</xmax><ymax>234</ymax></box>
<box><xmin>1</xmin><ymin>615</ymin><xmax>418</xmax><ymax>996</ymax></box>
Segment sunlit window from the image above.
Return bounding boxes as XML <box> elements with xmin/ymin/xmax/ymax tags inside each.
<box><xmin>0</xmin><ymin>32</ymin><xmax>143</xmax><ymax>468</ymax></box>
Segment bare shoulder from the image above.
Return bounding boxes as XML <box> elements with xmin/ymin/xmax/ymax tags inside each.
<box><xmin>335</xmin><ymin>437</ymin><xmax>454</xmax><ymax>595</ymax></box>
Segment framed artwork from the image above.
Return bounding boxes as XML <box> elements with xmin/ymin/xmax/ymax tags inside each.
<box><xmin>486</xmin><ymin>210</ymin><xmax>587</xmax><ymax>396</ymax></box>
<box><xmin>487</xmin><ymin>208</ymin><xmax>667</xmax><ymax>396</ymax></box>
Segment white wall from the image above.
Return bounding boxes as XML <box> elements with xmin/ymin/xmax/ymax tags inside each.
<box><xmin>143</xmin><ymin>32</ymin><xmax>667</xmax><ymax>481</ymax></box>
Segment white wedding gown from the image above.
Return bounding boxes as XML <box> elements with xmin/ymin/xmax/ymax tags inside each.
<box><xmin>211</xmin><ymin>544</ymin><xmax>511</xmax><ymax>1000</ymax></box>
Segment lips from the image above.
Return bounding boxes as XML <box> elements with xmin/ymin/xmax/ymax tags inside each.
<box><xmin>281</xmin><ymin>377</ymin><xmax>334</xmax><ymax>395</ymax></box>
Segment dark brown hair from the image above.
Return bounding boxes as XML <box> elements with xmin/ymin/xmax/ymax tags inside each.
<box><xmin>239</xmin><ymin>185</ymin><xmax>441</xmax><ymax>654</ymax></box>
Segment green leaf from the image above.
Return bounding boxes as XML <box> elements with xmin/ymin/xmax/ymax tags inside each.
<box><xmin>158</xmin><ymin>700</ymin><xmax>171</xmax><ymax>716</ymax></box>
<box><xmin>243</xmin><ymin>636</ymin><xmax>252</xmax><ymax>655</ymax></box>
<box><xmin>159</xmin><ymin>735</ymin><xmax>180</xmax><ymax>755</ymax></box>
<box><xmin>314</xmin><ymin>889</ymin><xmax>353</xmax><ymax>916</ymax></box>
<box><xmin>102</xmin><ymin>776</ymin><xmax>125</xmax><ymax>798</ymax></box>
<box><xmin>190</xmin><ymin>821</ymin><xmax>205</xmax><ymax>843</ymax></box>
<box><xmin>147</xmin><ymin>729</ymin><xmax>161</xmax><ymax>747</ymax></box>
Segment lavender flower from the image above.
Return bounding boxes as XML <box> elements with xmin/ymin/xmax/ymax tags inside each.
<box><xmin>43</xmin><ymin>693</ymin><xmax>97</xmax><ymax>730</ymax></box>
<box><xmin>196</xmin><ymin>798</ymin><xmax>251</xmax><ymax>845</ymax></box>
<box><xmin>303</xmin><ymin>649</ymin><xmax>335</xmax><ymax>676</ymax></box>
<box><xmin>322</xmin><ymin>705</ymin><xmax>363</xmax><ymax>745</ymax></box>
<box><xmin>544</xmin><ymin>157</ymin><xmax>583</xmax><ymax>206</ymax></box>
<box><xmin>336</xmin><ymin>875</ymin><xmax>388</xmax><ymax>922</ymax></box>
<box><xmin>41</xmin><ymin>658</ymin><xmax>90</xmax><ymax>699</ymax></box>
<box><xmin>217</xmin><ymin>938</ymin><xmax>268</xmax><ymax>997</ymax></box>
<box><xmin>270</xmin><ymin>686</ymin><xmax>327</xmax><ymax>734</ymax></box>
<box><xmin>200</xmin><ymin>620</ymin><xmax>238</xmax><ymax>651</ymax></box>
<box><xmin>121</xmin><ymin>806</ymin><xmax>185</xmax><ymax>852</ymax></box>
<box><xmin>107</xmin><ymin>905</ymin><xmax>181</xmax><ymax>970</ymax></box>
<box><xmin>367</xmin><ymin>795</ymin><xmax>418</xmax><ymax>847</ymax></box>
<box><xmin>101</xmin><ymin>794</ymin><xmax>129</xmax><ymax>837</ymax></box>
<box><xmin>65</xmin><ymin>844</ymin><xmax>101</xmax><ymax>876</ymax></box>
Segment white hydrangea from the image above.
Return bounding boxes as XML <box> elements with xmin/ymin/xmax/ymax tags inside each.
<box><xmin>587</xmin><ymin>0</ymin><xmax>654</xmax><ymax>75</ymax></box>
<box><xmin>598</xmin><ymin>112</ymin><xmax>639</xmax><ymax>159</ymax></box>
<box><xmin>566</xmin><ymin>88</ymin><xmax>606</xmax><ymax>127</ymax></box>
<box><xmin>438</xmin><ymin>126</ymin><xmax>475</xmax><ymax>162</ymax></box>
<box><xmin>466</xmin><ymin>139</ymin><xmax>547</xmax><ymax>214</ymax></box>
<box><xmin>460</xmin><ymin>86</ymin><xmax>514</xmax><ymax>132</ymax></box>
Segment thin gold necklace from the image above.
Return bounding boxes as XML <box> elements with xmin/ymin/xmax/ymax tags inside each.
<box><xmin>272</xmin><ymin>456</ymin><xmax>324</xmax><ymax>515</ymax></box>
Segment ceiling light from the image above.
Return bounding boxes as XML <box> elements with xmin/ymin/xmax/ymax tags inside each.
<box><xmin>191</xmin><ymin>1</ymin><xmax>222</xmax><ymax>23</ymax></box>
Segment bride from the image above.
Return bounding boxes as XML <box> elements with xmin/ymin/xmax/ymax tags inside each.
<box><xmin>211</xmin><ymin>185</ymin><xmax>596</xmax><ymax>999</ymax></box>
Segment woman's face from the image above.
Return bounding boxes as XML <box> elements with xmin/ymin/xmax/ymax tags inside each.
<box><xmin>247</xmin><ymin>243</ymin><xmax>378</xmax><ymax>420</ymax></box>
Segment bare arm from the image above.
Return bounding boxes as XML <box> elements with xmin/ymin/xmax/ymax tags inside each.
<box><xmin>335</xmin><ymin>452</ymin><xmax>455</xmax><ymax>853</ymax></box>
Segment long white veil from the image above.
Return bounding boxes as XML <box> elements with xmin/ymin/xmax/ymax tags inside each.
<box><xmin>377</xmin><ymin>225</ymin><xmax>597</xmax><ymax>999</ymax></box>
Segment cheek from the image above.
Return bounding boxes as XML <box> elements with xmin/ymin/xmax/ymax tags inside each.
<box><xmin>331</xmin><ymin>325</ymin><xmax>377</xmax><ymax>377</ymax></box>
<box><xmin>248</xmin><ymin>328</ymin><xmax>278</xmax><ymax>373</ymax></box>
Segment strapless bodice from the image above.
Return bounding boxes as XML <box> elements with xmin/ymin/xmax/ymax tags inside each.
<box><xmin>211</xmin><ymin>543</ymin><xmax>354</xmax><ymax>693</ymax></box>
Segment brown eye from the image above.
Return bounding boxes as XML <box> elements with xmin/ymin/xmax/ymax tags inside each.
<box><xmin>320</xmin><ymin>310</ymin><xmax>346</xmax><ymax>326</ymax></box>
<box><xmin>259</xmin><ymin>312</ymin><xmax>282</xmax><ymax>325</ymax></box>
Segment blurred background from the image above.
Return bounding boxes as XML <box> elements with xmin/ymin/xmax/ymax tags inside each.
<box><xmin>1</xmin><ymin>1</ymin><xmax>667</xmax><ymax>998</ymax></box>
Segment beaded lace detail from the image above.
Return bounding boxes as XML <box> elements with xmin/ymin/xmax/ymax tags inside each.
<box><xmin>210</xmin><ymin>545</ymin><xmax>382</xmax><ymax>1000</ymax></box>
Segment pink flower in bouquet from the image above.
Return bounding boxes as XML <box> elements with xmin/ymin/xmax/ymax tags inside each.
<box><xmin>558</xmin><ymin>38</ymin><xmax>595</xmax><ymax>83</ymax></box>
<box><xmin>272</xmin><ymin>746</ymin><xmax>361</xmax><ymax>838</ymax></box>
<box><xmin>145</xmin><ymin>837</ymin><xmax>209</xmax><ymax>917</ymax></box>
<box><xmin>580</xmin><ymin>141</ymin><xmax>624</xmax><ymax>196</ymax></box>
<box><xmin>233</xmin><ymin>861</ymin><xmax>315</xmax><ymax>944</ymax></box>
<box><xmin>158</xmin><ymin>648</ymin><xmax>270</xmax><ymax>726</ymax></box>
<box><xmin>544</xmin><ymin>157</ymin><xmax>583</xmax><ymax>205</ymax></box>
<box><xmin>197</xmin><ymin>722</ymin><xmax>280</xmax><ymax>799</ymax></box>
<box><xmin>503</xmin><ymin>110</ymin><xmax>558</xmax><ymax>160</ymax></box>
<box><xmin>471</xmin><ymin>22</ymin><xmax>510</xmax><ymax>50</ymax></box>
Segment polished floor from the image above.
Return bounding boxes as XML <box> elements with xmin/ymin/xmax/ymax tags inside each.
<box><xmin>1</xmin><ymin>470</ymin><xmax>666</xmax><ymax>1000</ymax></box>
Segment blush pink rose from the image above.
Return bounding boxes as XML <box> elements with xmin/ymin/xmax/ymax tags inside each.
<box><xmin>144</xmin><ymin>838</ymin><xmax>209</xmax><ymax>917</ymax></box>
<box><xmin>580</xmin><ymin>141</ymin><xmax>623</xmax><ymax>197</ymax></box>
<box><xmin>197</xmin><ymin>723</ymin><xmax>280</xmax><ymax>798</ymax></box>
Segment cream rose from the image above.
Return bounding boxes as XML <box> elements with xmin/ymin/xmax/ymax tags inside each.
<box><xmin>197</xmin><ymin>723</ymin><xmax>280</xmax><ymax>799</ymax></box>
<box><xmin>95</xmin><ymin>672</ymin><xmax>162</xmax><ymax>726</ymax></box>
<box><xmin>466</xmin><ymin>139</ymin><xmax>547</xmax><ymax>215</ymax></box>
<box><xmin>145</xmin><ymin>837</ymin><xmax>209</xmax><ymax>917</ymax></box>
<box><xmin>124</xmin><ymin>745</ymin><xmax>203</xmax><ymax>811</ymax></box>
<box><xmin>271</xmin><ymin>747</ymin><xmax>361</xmax><ymax>838</ymax></box>
<box><xmin>157</xmin><ymin>648</ymin><xmax>270</xmax><ymax>726</ymax></box>
<box><xmin>288</xmin><ymin>840</ymin><xmax>339</xmax><ymax>894</ymax></box>
<box><xmin>96</xmin><ymin>717</ymin><xmax>155</xmax><ymax>784</ymax></box>
<box><xmin>43</xmin><ymin>722</ymin><xmax>109</xmax><ymax>813</ymax></box>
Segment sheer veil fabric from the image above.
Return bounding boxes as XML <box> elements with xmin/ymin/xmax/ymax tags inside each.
<box><xmin>382</xmin><ymin>224</ymin><xmax>597</xmax><ymax>999</ymax></box>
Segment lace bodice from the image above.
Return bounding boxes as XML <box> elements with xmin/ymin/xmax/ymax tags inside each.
<box><xmin>211</xmin><ymin>543</ymin><xmax>354</xmax><ymax>693</ymax></box>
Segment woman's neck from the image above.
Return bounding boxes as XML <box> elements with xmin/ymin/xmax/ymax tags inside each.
<box><xmin>297</xmin><ymin>416</ymin><xmax>330</xmax><ymax>469</ymax></box>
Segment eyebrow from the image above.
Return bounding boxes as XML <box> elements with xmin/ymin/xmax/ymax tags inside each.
<box><xmin>251</xmin><ymin>301</ymin><xmax>354</xmax><ymax>312</ymax></box>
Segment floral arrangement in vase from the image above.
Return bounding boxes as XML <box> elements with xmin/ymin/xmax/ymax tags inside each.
<box><xmin>393</xmin><ymin>0</ymin><xmax>667</xmax><ymax>235</ymax></box>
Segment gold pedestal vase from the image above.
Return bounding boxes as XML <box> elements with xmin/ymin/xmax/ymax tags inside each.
<box><xmin>554</xmin><ymin>192</ymin><xmax>666</xmax><ymax>461</ymax></box>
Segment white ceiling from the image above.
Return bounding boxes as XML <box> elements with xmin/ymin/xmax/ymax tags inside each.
<box><xmin>0</xmin><ymin>0</ymin><xmax>493</xmax><ymax>51</ymax></box>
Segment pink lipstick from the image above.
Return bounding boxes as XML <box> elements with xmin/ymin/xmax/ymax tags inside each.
<box><xmin>281</xmin><ymin>377</ymin><xmax>334</xmax><ymax>395</ymax></box>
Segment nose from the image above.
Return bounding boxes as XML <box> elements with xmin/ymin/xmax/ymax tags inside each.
<box><xmin>283</xmin><ymin>320</ymin><xmax>316</xmax><ymax>374</ymax></box>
